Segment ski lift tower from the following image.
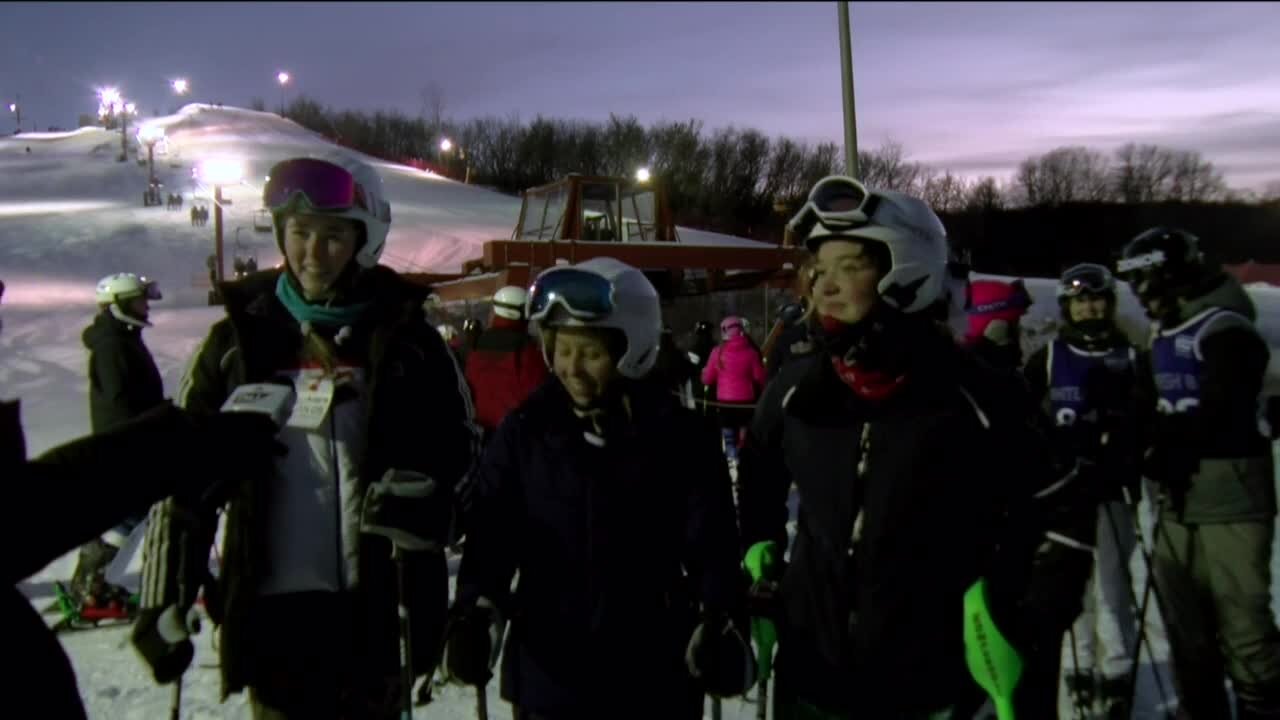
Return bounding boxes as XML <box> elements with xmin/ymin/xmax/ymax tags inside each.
<box><xmin>197</xmin><ymin>157</ymin><xmax>244</xmax><ymax>305</ymax></box>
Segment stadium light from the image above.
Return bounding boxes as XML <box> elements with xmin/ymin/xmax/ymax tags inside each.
<box><xmin>198</xmin><ymin>157</ymin><xmax>244</xmax><ymax>185</ymax></box>
<box><xmin>635</xmin><ymin>167</ymin><xmax>651</xmax><ymax>183</ymax></box>
<box><xmin>440</xmin><ymin>138</ymin><xmax>453</xmax><ymax>152</ymax></box>
<box><xmin>172</xmin><ymin>79</ymin><xmax>189</xmax><ymax>95</ymax></box>
<box><xmin>277</xmin><ymin>72</ymin><xmax>290</xmax><ymax>86</ymax></box>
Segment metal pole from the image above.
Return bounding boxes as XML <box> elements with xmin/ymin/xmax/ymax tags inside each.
<box><xmin>214</xmin><ymin>185</ymin><xmax>225</xmax><ymax>285</ymax></box>
<box><xmin>147</xmin><ymin>143</ymin><xmax>156</xmax><ymax>184</ymax></box>
<box><xmin>121</xmin><ymin>111</ymin><xmax>129</xmax><ymax>160</ymax></box>
<box><xmin>837</xmin><ymin>1</ymin><xmax>860</xmax><ymax>179</ymax></box>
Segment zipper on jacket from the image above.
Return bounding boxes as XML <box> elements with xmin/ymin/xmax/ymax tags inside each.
<box><xmin>329</xmin><ymin>408</ymin><xmax>346</xmax><ymax>592</ymax></box>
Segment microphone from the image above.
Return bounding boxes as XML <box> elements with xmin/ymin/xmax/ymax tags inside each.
<box><xmin>219</xmin><ymin>381</ymin><xmax>296</xmax><ymax>428</ymax></box>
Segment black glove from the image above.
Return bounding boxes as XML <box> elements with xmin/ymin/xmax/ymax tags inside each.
<box><xmin>685</xmin><ymin>613</ymin><xmax>757</xmax><ymax>698</ymax></box>
<box><xmin>442</xmin><ymin>598</ymin><xmax>504</xmax><ymax>686</ymax></box>
<box><xmin>179</xmin><ymin>411</ymin><xmax>286</xmax><ymax>509</ymax></box>
<box><xmin>131</xmin><ymin>605</ymin><xmax>198</xmax><ymax>685</ymax></box>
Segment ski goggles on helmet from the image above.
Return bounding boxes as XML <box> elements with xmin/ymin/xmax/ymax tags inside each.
<box><xmin>527</xmin><ymin>267</ymin><xmax>616</xmax><ymax>322</ymax></box>
<box><xmin>787</xmin><ymin>176</ymin><xmax>882</xmax><ymax>239</ymax></box>
<box><xmin>263</xmin><ymin>158</ymin><xmax>371</xmax><ymax>214</ymax></box>
<box><xmin>138</xmin><ymin>278</ymin><xmax>162</xmax><ymax>301</ymax></box>
<box><xmin>1057</xmin><ymin>263</ymin><xmax>1114</xmax><ymax>299</ymax></box>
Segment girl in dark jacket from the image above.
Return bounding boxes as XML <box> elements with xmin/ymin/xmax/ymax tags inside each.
<box><xmin>446</xmin><ymin>257</ymin><xmax>755</xmax><ymax>720</ymax></box>
<box><xmin>737</xmin><ymin>176</ymin><xmax>1098</xmax><ymax>719</ymax></box>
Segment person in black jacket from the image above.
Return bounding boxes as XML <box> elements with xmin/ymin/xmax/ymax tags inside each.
<box><xmin>1</xmin><ymin>277</ymin><xmax>283</xmax><ymax>720</ymax></box>
<box><xmin>1022</xmin><ymin>263</ymin><xmax>1143</xmax><ymax>719</ymax></box>
<box><xmin>67</xmin><ymin>272</ymin><xmax>165</xmax><ymax>609</ymax></box>
<box><xmin>1119</xmin><ymin>227</ymin><xmax>1280</xmax><ymax>720</ymax></box>
<box><xmin>445</xmin><ymin>257</ymin><xmax>753</xmax><ymax>719</ymax></box>
<box><xmin>736</xmin><ymin>176</ymin><xmax>1097</xmax><ymax>718</ymax></box>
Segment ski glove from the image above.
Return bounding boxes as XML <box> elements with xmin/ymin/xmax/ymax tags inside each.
<box><xmin>685</xmin><ymin>614</ymin><xmax>757</xmax><ymax>698</ymax></box>
<box><xmin>181</xmin><ymin>410</ymin><xmax>288</xmax><ymax>510</ymax></box>
<box><xmin>360</xmin><ymin>469</ymin><xmax>451</xmax><ymax>553</ymax></box>
<box><xmin>131</xmin><ymin>604</ymin><xmax>200</xmax><ymax>685</ymax></box>
<box><xmin>443</xmin><ymin>597</ymin><xmax>504</xmax><ymax>686</ymax></box>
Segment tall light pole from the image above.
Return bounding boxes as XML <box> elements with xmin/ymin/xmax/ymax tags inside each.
<box><xmin>7</xmin><ymin>98</ymin><xmax>18</xmax><ymax>134</ymax></box>
<box><xmin>837</xmin><ymin>1</ymin><xmax>859</xmax><ymax>180</ymax></box>
<box><xmin>277</xmin><ymin>71</ymin><xmax>290</xmax><ymax>114</ymax></box>
<box><xmin>199</xmin><ymin>158</ymin><xmax>244</xmax><ymax>299</ymax></box>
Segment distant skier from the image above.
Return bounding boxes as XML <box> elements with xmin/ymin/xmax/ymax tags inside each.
<box><xmin>1022</xmin><ymin>263</ymin><xmax>1143</xmax><ymax>718</ymax></box>
<box><xmin>701</xmin><ymin>315</ymin><xmax>766</xmax><ymax>463</ymax></box>
<box><xmin>132</xmin><ymin>154</ymin><xmax>481</xmax><ymax>718</ymax></box>
<box><xmin>463</xmin><ymin>285</ymin><xmax>549</xmax><ymax>441</ymax></box>
<box><xmin>446</xmin><ymin>258</ymin><xmax>753</xmax><ymax>719</ymax></box>
<box><xmin>736</xmin><ymin>176</ymin><xmax>1097</xmax><ymax>718</ymax></box>
<box><xmin>67</xmin><ymin>273</ymin><xmax>165</xmax><ymax>610</ymax></box>
<box><xmin>1119</xmin><ymin>227</ymin><xmax>1280</xmax><ymax>720</ymax></box>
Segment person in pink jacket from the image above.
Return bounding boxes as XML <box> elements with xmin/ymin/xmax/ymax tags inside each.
<box><xmin>702</xmin><ymin>316</ymin><xmax>766</xmax><ymax>464</ymax></box>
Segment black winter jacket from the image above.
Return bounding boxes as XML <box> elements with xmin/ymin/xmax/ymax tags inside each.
<box><xmin>737</xmin><ymin>322</ymin><xmax>1079</xmax><ymax>715</ymax></box>
<box><xmin>83</xmin><ymin>311</ymin><xmax>164</xmax><ymax>433</ymax></box>
<box><xmin>456</xmin><ymin>379</ymin><xmax>743</xmax><ymax>717</ymax></box>
<box><xmin>137</xmin><ymin>267</ymin><xmax>481</xmax><ymax>699</ymax></box>
<box><xmin>5</xmin><ymin>400</ymin><xmax>244</xmax><ymax>720</ymax></box>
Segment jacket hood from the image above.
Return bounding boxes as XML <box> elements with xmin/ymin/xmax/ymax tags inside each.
<box><xmin>1177</xmin><ymin>271</ymin><xmax>1256</xmax><ymax>323</ymax></box>
<box><xmin>81</xmin><ymin>310</ymin><xmax>134</xmax><ymax>350</ymax></box>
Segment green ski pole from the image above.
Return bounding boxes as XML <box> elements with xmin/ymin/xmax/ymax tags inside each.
<box><xmin>963</xmin><ymin>578</ymin><xmax>1022</xmax><ymax>720</ymax></box>
<box><xmin>744</xmin><ymin>541</ymin><xmax>780</xmax><ymax>720</ymax></box>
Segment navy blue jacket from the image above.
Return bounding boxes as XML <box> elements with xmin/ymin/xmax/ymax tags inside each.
<box><xmin>457</xmin><ymin>378</ymin><xmax>743</xmax><ymax>717</ymax></box>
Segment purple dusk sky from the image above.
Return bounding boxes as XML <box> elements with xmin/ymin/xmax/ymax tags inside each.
<box><xmin>2</xmin><ymin>2</ymin><xmax>1277</xmax><ymax>190</ymax></box>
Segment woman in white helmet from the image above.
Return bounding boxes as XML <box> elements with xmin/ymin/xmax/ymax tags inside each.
<box><xmin>446</xmin><ymin>257</ymin><xmax>753</xmax><ymax>719</ymax></box>
<box><xmin>463</xmin><ymin>284</ymin><xmax>550</xmax><ymax>440</ymax></box>
<box><xmin>67</xmin><ymin>272</ymin><xmax>165</xmax><ymax>610</ymax></box>
<box><xmin>735</xmin><ymin>176</ymin><xmax>1098</xmax><ymax>718</ymax></box>
<box><xmin>133</xmin><ymin>153</ymin><xmax>482</xmax><ymax>719</ymax></box>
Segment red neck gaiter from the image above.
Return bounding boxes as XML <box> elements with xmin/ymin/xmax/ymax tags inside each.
<box><xmin>819</xmin><ymin>314</ymin><xmax>909</xmax><ymax>402</ymax></box>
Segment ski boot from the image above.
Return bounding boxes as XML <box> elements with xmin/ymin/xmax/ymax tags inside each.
<box><xmin>1095</xmin><ymin>675</ymin><xmax>1133</xmax><ymax>720</ymax></box>
<box><xmin>1063</xmin><ymin>670</ymin><xmax>1097</xmax><ymax>719</ymax></box>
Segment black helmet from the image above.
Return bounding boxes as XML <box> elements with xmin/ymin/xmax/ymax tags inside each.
<box><xmin>1117</xmin><ymin>227</ymin><xmax>1212</xmax><ymax>314</ymax></box>
<box><xmin>1056</xmin><ymin>263</ymin><xmax>1117</xmax><ymax>338</ymax></box>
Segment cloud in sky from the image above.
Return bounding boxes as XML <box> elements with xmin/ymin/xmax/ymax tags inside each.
<box><xmin>0</xmin><ymin>2</ymin><xmax>1276</xmax><ymax>189</ymax></box>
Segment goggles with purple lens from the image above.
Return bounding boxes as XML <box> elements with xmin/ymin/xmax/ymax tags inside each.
<box><xmin>263</xmin><ymin>158</ymin><xmax>370</xmax><ymax>213</ymax></box>
<box><xmin>527</xmin><ymin>267</ymin><xmax>616</xmax><ymax>322</ymax></box>
<box><xmin>1057</xmin><ymin>263</ymin><xmax>1114</xmax><ymax>299</ymax></box>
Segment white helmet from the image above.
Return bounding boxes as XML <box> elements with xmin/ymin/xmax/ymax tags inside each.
<box><xmin>789</xmin><ymin>176</ymin><xmax>949</xmax><ymax>315</ymax></box>
<box><xmin>95</xmin><ymin>273</ymin><xmax>161</xmax><ymax>328</ymax></box>
<box><xmin>527</xmin><ymin>257</ymin><xmax>662</xmax><ymax>379</ymax></box>
<box><xmin>436</xmin><ymin>323</ymin><xmax>459</xmax><ymax>343</ymax></box>
<box><xmin>264</xmin><ymin>153</ymin><xmax>392</xmax><ymax>268</ymax></box>
<box><xmin>492</xmin><ymin>285</ymin><xmax>528</xmax><ymax>321</ymax></box>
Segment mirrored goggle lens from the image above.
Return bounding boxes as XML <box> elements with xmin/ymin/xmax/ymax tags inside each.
<box><xmin>810</xmin><ymin>177</ymin><xmax>868</xmax><ymax>213</ymax></box>
<box><xmin>528</xmin><ymin>268</ymin><xmax>615</xmax><ymax>320</ymax></box>
<box><xmin>263</xmin><ymin>159</ymin><xmax>362</xmax><ymax>212</ymax></box>
<box><xmin>1059</xmin><ymin>265</ymin><xmax>1112</xmax><ymax>297</ymax></box>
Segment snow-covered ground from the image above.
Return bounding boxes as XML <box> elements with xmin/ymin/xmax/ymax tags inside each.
<box><xmin>2</xmin><ymin>103</ymin><xmax>1277</xmax><ymax>718</ymax></box>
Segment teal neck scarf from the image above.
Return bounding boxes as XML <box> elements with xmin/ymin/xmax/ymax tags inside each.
<box><xmin>274</xmin><ymin>272</ymin><xmax>373</xmax><ymax>328</ymax></box>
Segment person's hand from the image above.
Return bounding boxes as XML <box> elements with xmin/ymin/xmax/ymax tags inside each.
<box><xmin>442</xmin><ymin>598</ymin><xmax>504</xmax><ymax>687</ymax></box>
<box><xmin>179</xmin><ymin>411</ymin><xmax>286</xmax><ymax>509</ymax></box>
<box><xmin>131</xmin><ymin>605</ymin><xmax>198</xmax><ymax>685</ymax></box>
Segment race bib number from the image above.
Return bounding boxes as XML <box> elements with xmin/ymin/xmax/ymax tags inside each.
<box><xmin>287</xmin><ymin>376</ymin><xmax>335</xmax><ymax>430</ymax></box>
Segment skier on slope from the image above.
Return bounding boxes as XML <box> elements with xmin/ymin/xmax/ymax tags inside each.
<box><xmin>463</xmin><ymin>284</ymin><xmax>550</xmax><ymax>442</ymax></box>
<box><xmin>445</xmin><ymin>257</ymin><xmax>754</xmax><ymax>719</ymax></box>
<box><xmin>1021</xmin><ymin>263</ymin><xmax>1143</xmax><ymax>718</ymax></box>
<box><xmin>131</xmin><ymin>154</ymin><xmax>482</xmax><ymax>719</ymax></box>
<box><xmin>67</xmin><ymin>272</ymin><xmax>166</xmax><ymax>611</ymax></box>
<box><xmin>0</xmin><ymin>277</ymin><xmax>284</xmax><ymax>720</ymax></box>
<box><xmin>1118</xmin><ymin>227</ymin><xmax>1280</xmax><ymax>720</ymax></box>
<box><xmin>735</xmin><ymin>176</ymin><xmax>1098</xmax><ymax>718</ymax></box>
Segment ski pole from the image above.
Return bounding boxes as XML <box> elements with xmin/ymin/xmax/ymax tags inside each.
<box><xmin>169</xmin><ymin>680</ymin><xmax>182</xmax><ymax>720</ymax></box>
<box><xmin>711</xmin><ymin>696</ymin><xmax>722</xmax><ymax>720</ymax></box>
<box><xmin>1122</xmin><ymin>486</ymin><xmax>1174</xmax><ymax>718</ymax></box>
<box><xmin>476</xmin><ymin>684</ymin><xmax>489</xmax><ymax>720</ymax></box>
<box><xmin>1066</xmin><ymin>626</ymin><xmax>1086</xmax><ymax>720</ymax></box>
<box><xmin>392</xmin><ymin>545</ymin><xmax>414</xmax><ymax>720</ymax></box>
<box><xmin>1102</xmin><ymin>498</ymin><xmax>1172</xmax><ymax>716</ymax></box>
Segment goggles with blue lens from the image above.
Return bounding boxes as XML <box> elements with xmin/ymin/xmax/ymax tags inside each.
<box><xmin>527</xmin><ymin>267</ymin><xmax>617</xmax><ymax>322</ymax></box>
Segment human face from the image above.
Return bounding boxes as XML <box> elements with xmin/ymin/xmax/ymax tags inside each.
<box><xmin>125</xmin><ymin>295</ymin><xmax>150</xmax><ymax>322</ymax></box>
<box><xmin>811</xmin><ymin>239</ymin><xmax>883</xmax><ymax>324</ymax></box>
<box><xmin>1067</xmin><ymin>294</ymin><xmax>1109</xmax><ymax>323</ymax></box>
<box><xmin>283</xmin><ymin>214</ymin><xmax>360</xmax><ymax>300</ymax></box>
<box><xmin>552</xmin><ymin>327</ymin><xmax>617</xmax><ymax>408</ymax></box>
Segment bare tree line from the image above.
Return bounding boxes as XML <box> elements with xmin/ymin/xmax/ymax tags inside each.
<box><xmin>276</xmin><ymin>91</ymin><xmax>1277</xmax><ymax>240</ymax></box>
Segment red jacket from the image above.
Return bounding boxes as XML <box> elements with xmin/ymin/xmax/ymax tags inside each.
<box><xmin>464</xmin><ymin>318</ymin><xmax>550</xmax><ymax>433</ymax></box>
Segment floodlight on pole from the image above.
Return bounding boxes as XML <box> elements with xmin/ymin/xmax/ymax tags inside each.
<box><xmin>198</xmin><ymin>157</ymin><xmax>245</xmax><ymax>293</ymax></box>
<box><xmin>439</xmin><ymin>138</ymin><xmax>453</xmax><ymax>153</ymax></box>
<box><xmin>276</xmin><ymin>71</ymin><xmax>291</xmax><ymax>114</ymax></box>
<box><xmin>635</xmin><ymin>167</ymin><xmax>651</xmax><ymax>183</ymax></box>
<box><xmin>172</xmin><ymin>79</ymin><xmax>189</xmax><ymax>95</ymax></box>
<box><xmin>125</xmin><ymin>102</ymin><xmax>136</xmax><ymax>115</ymax></box>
